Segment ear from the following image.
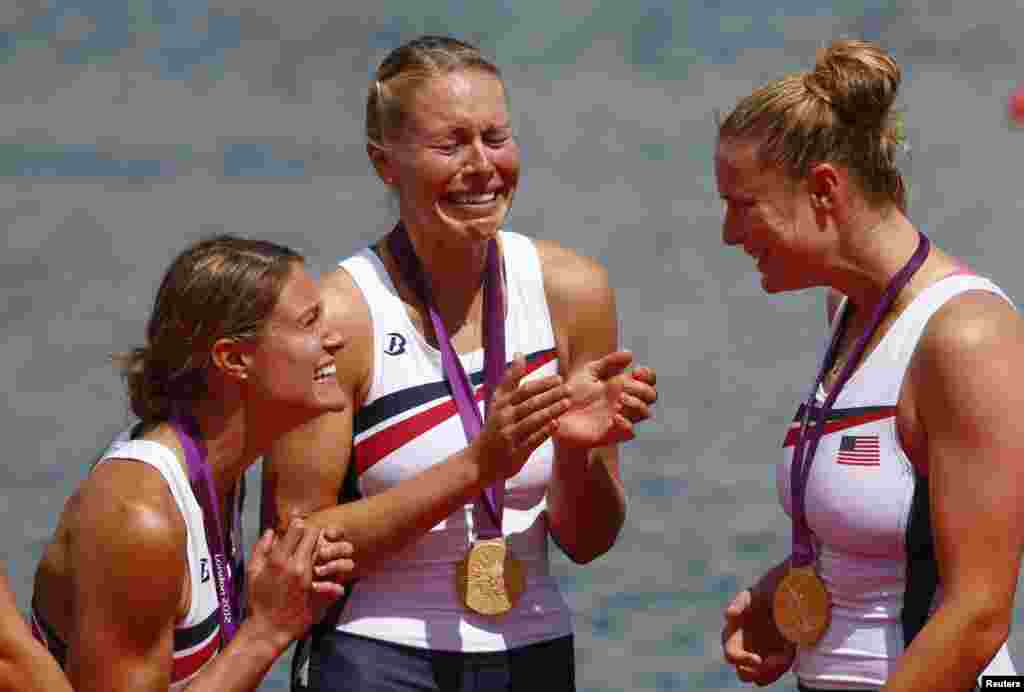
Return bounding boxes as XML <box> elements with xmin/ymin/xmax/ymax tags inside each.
<box><xmin>807</xmin><ymin>162</ymin><xmax>841</xmax><ymax>211</ymax></box>
<box><xmin>367</xmin><ymin>141</ymin><xmax>396</xmax><ymax>186</ymax></box>
<box><xmin>210</xmin><ymin>337</ymin><xmax>251</xmax><ymax>383</ymax></box>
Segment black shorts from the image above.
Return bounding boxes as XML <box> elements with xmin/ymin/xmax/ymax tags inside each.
<box><xmin>300</xmin><ymin>630</ymin><xmax>575</xmax><ymax>692</ymax></box>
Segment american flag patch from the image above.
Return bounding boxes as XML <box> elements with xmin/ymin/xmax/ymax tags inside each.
<box><xmin>836</xmin><ymin>435</ymin><xmax>880</xmax><ymax>466</ymax></box>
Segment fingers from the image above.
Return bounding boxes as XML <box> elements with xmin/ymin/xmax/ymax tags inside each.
<box><xmin>630</xmin><ymin>365</ymin><xmax>657</xmax><ymax>388</ymax></box>
<box><xmin>315</xmin><ymin>534</ymin><xmax>354</xmax><ymax>564</ymax></box>
<box><xmin>496</xmin><ymin>352</ymin><xmax>529</xmax><ymax>395</ymax></box>
<box><xmin>589</xmin><ymin>350</ymin><xmax>633</xmax><ymax>380</ymax></box>
<box><xmin>623</xmin><ymin>371</ymin><xmax>658</xmax><ymax>405</ymax></box>
<box><xmin>311</xmin><ymin>581</ymin><xmax>346</xmax><ymax>599</ymax></box>
<box><xmin>506</xmin><ymin>373</ymin><xmax>565</xmax><ymax>407</ymax></box>
<box><xmin>247</xmin><ymin>528</ymin><xmax>275</xmax><ymax>573</ymax></box>
<box><xmin>314</xmin><ymin>533</ymin><xmax>356</xmax><ymax>580</ymax></box>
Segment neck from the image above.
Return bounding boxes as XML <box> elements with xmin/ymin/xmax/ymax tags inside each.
<box><xmin>188</xmin><ymin>396</ymin><xmax>265</xmax><ymax>505</ymax></box>
<box><xmin>827</xmin><ymin>209</ymin><xmax>927</xmax><ymax>317</ymax></box>
<box><xmin>399</xmin><ymin>224</ymin><xmax>493</xmax><ymax>328</ymax></box>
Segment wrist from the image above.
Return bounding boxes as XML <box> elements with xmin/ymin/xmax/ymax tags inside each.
<box><xmin>234</xmin><ymin>615</ymin><xmax>294</xmax><ymax>660</ymax></box>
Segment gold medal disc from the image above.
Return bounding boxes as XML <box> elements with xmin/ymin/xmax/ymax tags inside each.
<box><xmin>456</xmin><ymin>538</ymin><xmax>526</xmax><ymax>616</ymax></box>
<box><xmin>772</xmin><ymin>565</ymin><xmax>831</xmax><ymax>646</ymax></box>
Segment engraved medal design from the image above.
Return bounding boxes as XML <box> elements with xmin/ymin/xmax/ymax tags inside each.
<box><xmin>457</xmin><ymin>537</ymin><xmax>526</xmax><ymax>616</ymax></box>
<box><xmin>773</xmin><ymin>565</ymin><xmax>831</xmax><ymax>646</ymax></box>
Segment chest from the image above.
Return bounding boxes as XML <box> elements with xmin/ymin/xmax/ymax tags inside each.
<box><xmin>779</xmin><ymin>405</ymin><xmax>917</xmax><ymax>557</ymax></box>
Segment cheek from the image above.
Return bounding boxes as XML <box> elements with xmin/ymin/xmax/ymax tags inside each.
<box><xmin>492</xmin><ymin>146</ymin><xmax>520</xmax><ymax>180</ymax></box>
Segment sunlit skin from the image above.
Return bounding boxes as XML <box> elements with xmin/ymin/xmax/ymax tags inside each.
<box><xmin>715</xmin><ymin>138</ymin><xmax>832</xmax><ymax>294</ymax></box>
<box><xmin>718</xmin><ymin>135</ymin><xmax>1024</xmax><ymax>692</ymax></box>
<box><xmin>371</xmin><ymin>69</ymin><xmax>519</xmax><ymax>272</ymax></box>
<box><xmin>243</xmin><ymin>264</ymin><xmax>346</xmax><ymax>424</ymax></box>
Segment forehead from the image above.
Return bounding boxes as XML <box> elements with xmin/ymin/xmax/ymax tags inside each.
<box><xmin>405</xmin><ymin>70</ymin><xmax>509</xmax><ymax>133</ymax></box>
<box><xmin>715</xmin><ymin>138</ymin><xmax>786</xmax><ymax>195</ymax></box>
<box><xmin>269</xmin><ymin>263</ymin><xmax>317</xmax><ymax>321</ymax></box>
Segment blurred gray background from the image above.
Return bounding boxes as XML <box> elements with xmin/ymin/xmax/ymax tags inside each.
<box><xmin>2</xmin><ymin>1</ymin><xmax>1023</xmax><ymax>690</ymax></box>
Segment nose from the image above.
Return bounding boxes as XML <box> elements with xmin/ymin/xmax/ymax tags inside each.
<box><xmin>464</xmin><ymin>138</ymin><xmax>495</xmax><ymax>177</ymax></box>
<box><xmin>721</xmin><ymin>206</ymin><xmax>743</xmax><ymax>247</ymax></box>
<box><xmin>323</xmin><ymin>326</ymin><xmax>343</xmax><ymax>353</ymax></box>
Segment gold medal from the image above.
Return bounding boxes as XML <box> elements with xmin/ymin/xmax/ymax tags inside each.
<box><xmin>772</xmin><ymin>565</ymin><xmax>831</xmax><ymax>646</ymax></box>
<box><xmin>456</xmin><ymin>538</ymin><xmax>526</xmax><ymax>616</ymax></box>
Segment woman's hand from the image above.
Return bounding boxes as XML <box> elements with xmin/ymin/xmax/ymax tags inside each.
<box><xmin>721</xmin><ymin>588</ymin><xmax>796</xmax><ymax>686</ymax></box>
<box><xmin>553</xmin><ymin>351</ymin><xmax>657</xmax><ymax>449</ymax></box>
<box><xmin>245</xmin><ymin>519</ymin><xmax>344</xmax><ymax>650</ymax></box>
<box><xmin>471</xmin><ymin>353</ymin><xmax>571</xmax><ymax>483</ymax></box>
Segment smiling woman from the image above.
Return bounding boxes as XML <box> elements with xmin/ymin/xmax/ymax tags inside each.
<box><xmin>29</xmin><ymin>236</ymin><xmax>356</xmax><ymax>692</ymax></box>
<box><xmin>262</xmin><ymin>35</ymin><xmax>658</xmax><ymax>692</ymax></box>
<box><xmin>716</xmin><ymin>39</ymin><xmax>1024</xmax><ymax>692</ymax></box>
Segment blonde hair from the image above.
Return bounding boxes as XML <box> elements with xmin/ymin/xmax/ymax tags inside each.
<box><xmin>366</xmin><ymin>35</ymin><xmax>502</xmax><ymax>148</ymax></box>
<box><xmin>113</xmin><ymin>235</ymin><xmax>303</xmax><ymax>424</ymax></box>
<box><xmin>719</xmin><ymin>39</ymin><xmax>906</xmax><ymax>209</ymax></box>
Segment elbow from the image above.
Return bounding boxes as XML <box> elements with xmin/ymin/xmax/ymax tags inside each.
<box><xmin>550</xmin><ymin>521</ymin><xmax>623</xmax><ymax>565</ymax></box>
<box><xmin>957</xmin><ymin>602</ymin><xmax>1012</xmax><ymax>667</ymax></box>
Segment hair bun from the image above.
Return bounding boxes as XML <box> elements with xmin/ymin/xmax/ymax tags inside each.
<box><xmin>807</xmin><ymin>39</ymin><xmax>901</xmax><ymax>129</ymax></box>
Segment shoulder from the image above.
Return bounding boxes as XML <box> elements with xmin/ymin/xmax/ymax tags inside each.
<box><xmin>73</xmin><ymin>460</ymin><xmax>187</xmax><ymax>586</ymax></box>
<box><xmin>911</xmin><ymin>289</ymin><xmax>1024</xmax><ymax>423</ymax></box>
<box><xmin>534</xmin><ymin>238</ymin><xmax>612</xmax><ymax>307</ymax></box>
<box><xmin>917</xmin><ymin>289</ymin><xmax>1021</xmax><ymax>361</ymax></box>
<box><xmin>320</xmin><ymin>262</ymin><xmax>374</xmax><ymax>397</ymax></box>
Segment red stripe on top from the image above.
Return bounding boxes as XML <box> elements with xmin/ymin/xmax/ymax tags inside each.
<box><xmin>354</xmin><ymin>350</ymin><xmax>558</xmax><ymax>475</ymax></box>
<box><xmin>782</xmin><ymin>407</ymin><xmax>896</xmax><ymax>448</ymax></box>
<box><xmin>172</xmin><ymin>630</ymin><xmax>220</xmax><ymax>683</ymax></box>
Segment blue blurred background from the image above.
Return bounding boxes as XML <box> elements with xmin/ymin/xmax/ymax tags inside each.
<box><xmin>2</xmin><ymin>1</ymin><xmax>1023</xmax><ymax>690</ymax></box>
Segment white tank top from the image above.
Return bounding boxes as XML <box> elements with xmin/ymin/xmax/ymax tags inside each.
<box><xmin>778</xmin><ymin>274</ymin><xmax>1017</xmax><ymax>689</ymax></box>
<box><xmin>334</xmin><ymin>230</ymin><xmax>572</xmax><ymax>652</ymax></box>
<box><xmin>96</xmin><ymin>432</ymin><xmax>239</xmax><ymax>689</ymax></box>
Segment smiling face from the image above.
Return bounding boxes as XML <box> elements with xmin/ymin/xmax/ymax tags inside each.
<box><xmin>374</xmin><ymin>69</ymin><xmax>520</xmax><ymax>246</ymax></box>
<box><xmin>243</xmin><ymin>263</ymin><xmax>344</xmax><ymax>417</ymax></box>
<box><xmin>715</xmin><ymin>138</ymin><xmax>827</xmax><ymax>293</ymax></box>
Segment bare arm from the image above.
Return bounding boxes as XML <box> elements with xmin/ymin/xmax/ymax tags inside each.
<box><xmin>0</xmin><ymin>569</ymin><xmax>72</xmax><ymax>692</ymax></box>
<box><xmin>67</xmin><ymin>463</ymin><xmax>326</xmax><ymax>692</ymax></box>
<box><xmin>882</xmin><ymin>293</ymin><xmax>1024</xmax><ymax>692</ymax></box>
<box><xmin>539</xmin><ymin>240</ymin><xmax>657</xmax><ymax>564</ymax></box>
<box><xmin>263</xmin><ymin>268</ymin><xmax>568</xmax><ymax>579</ymax></box>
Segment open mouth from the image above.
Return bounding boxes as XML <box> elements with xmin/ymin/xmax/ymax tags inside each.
<box><xmin>314</xmin><ymin>363</ymin><xmax>336</xmax><ymax>381</ymax></box>
<box><xmin>447</xmin><ymin>192</ymin><xmax>497</xmax><ymax>205</ymax></box>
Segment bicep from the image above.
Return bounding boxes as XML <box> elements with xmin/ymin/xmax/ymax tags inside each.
<box><xmin>66</xmin><ymin>486</ymin><xmax>183</xmax><ymax>692</ymax></box>
<box><xmin>262</xmin><ymin>409</ymin><xmax>355</xmax><ymax>529</ymax></box>
<box><xmin>536</xmin><ymin>238</ymin><xmax>619</xmax><ymax>373</ymax></box>
<box><xmin>917</xmin><ymin>297</ymin><xmax>1024</xmax><ymax>608</ymax></box>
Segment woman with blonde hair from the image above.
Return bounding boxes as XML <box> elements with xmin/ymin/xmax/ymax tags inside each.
<box><xmin>718</xmin><ymin>39</ymin><xmax>1021</xmax><ymax>691</ymax></box>
<box><xmin>263</xmin><ymin>35</ymin><xmax>658</xmax><ymax>692</ymax></box>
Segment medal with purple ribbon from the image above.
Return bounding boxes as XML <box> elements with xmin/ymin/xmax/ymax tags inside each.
<box><xmin>774</xmin><ymin>232</ymin><xmax>930</xmax><ymax>646</ymax></box>
<box><xmin>388</xmin><ymin>225</ymin><xmax>525</xmax><ymax>616</ymax></box>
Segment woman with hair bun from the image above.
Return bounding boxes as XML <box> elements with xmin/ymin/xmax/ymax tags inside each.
<box><xmin>30</xmin><ymin>235</ymin><xmax>357</xmax><ymax>692</ymax></box>
<box><xmin>718</xmin><ymin>40</ymin><xmax>1021</xmax><ymax>690</ymax></box>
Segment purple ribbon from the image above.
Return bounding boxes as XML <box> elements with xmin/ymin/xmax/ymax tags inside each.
<box><xmin>387</xmin><ymin>225</ymin><xmax>507</xmax><ymax>540</ymax></box>
<box><xmin>790</xmin><ymin>232</ymin><xmax>930</xmax><ymax>567</ymax></box>
<box><xmin>170</xmin><ymin>413</ymin><xmax>242</xmax><ymax>645</ymax></box>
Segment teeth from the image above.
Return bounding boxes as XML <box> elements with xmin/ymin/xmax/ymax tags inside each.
<box><xmin>315</xmin><ymin>364</ymin><xmax>336</xmax><ymax>380</ymax></box>
<box><xmin>449</xmin><ymin>192</ymin><xmax>496</xmax><ymax>204</ymax></box>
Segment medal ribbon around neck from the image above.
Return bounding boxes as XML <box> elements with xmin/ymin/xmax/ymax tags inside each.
<box><xmin>789</xmin><ymin>231</ymin><xmax>930</xmax><ymax>568</ymax></box>
<box><xmin>387</xmin><ymin>224</ymin><xmax>507</xmax><ymax>540</ymax></box>
<box><xmin>170</xmin><ymin>412</ymin><xmax>242</xmax><ymax>645</ymax></box>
